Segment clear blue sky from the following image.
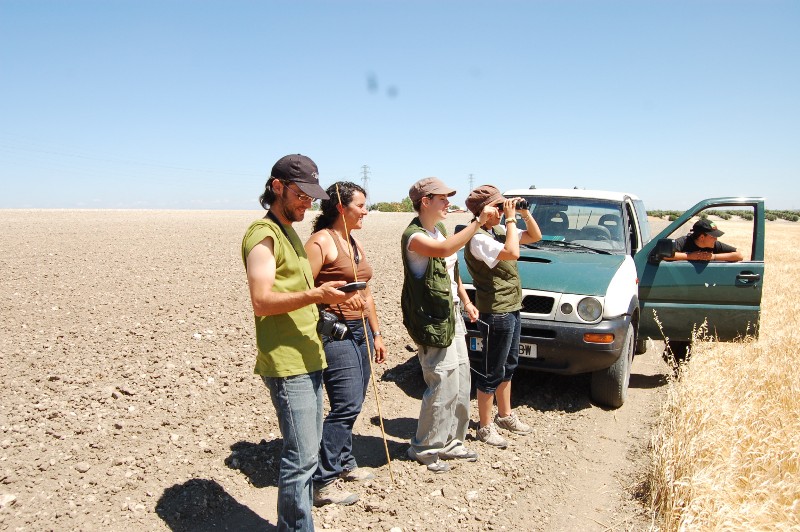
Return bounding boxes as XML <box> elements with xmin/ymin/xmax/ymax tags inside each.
<box><xmin>1</xmin><ymin>1</ymin><xmax>798</xmax><ymax>210</ymax></box>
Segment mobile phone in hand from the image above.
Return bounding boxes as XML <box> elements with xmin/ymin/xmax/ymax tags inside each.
<box><xmin>339</xmin><ymin>281</ymin><xmax>366</xmax><ymax>293</ymax></box>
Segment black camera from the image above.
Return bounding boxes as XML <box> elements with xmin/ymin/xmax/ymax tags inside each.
<box><xmin>516</xmin><ymin>199</ymin><xmax>528</xmax><ymax>210</ymax></box>
<box><xmin>317</xmin><ymin>310</ymin><xmax>348</xmax><ymax>340</ymax></box>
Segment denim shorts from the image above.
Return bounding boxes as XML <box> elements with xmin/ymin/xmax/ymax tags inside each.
<box><xmin>474</xmin><ymin>310</ymin><xmax>521</xmax><ymax>394</ymax></box>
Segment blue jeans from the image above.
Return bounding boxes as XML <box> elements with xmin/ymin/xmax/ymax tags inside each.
<box><xmin>263</xmin><ymin>371</ymin><xmax>323</xmax><ymax>532</ymax></box>
<box><xmin>314</xmin><ymin>319</ymin><xmax>372</xmax><ymax>486</ymax></box>
<box><xmin>475</xmin><ymin>311</ymin><xmax>521</xmax><ymax>394</ymax></box>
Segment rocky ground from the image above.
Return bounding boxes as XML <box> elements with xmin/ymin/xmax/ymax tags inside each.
<box><xmin>0</xmin><ymin>210</ymin><xmax>671</xmax><ymax>531</ymax></box>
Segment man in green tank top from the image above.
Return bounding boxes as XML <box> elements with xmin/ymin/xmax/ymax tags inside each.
<box><xmin>242</xmin><ymin>154</ymin><xmax>356</xmax><ymax>531</ymax></box>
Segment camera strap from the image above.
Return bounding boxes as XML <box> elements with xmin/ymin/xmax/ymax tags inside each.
<box><xmin>266</xmin><ymin>210</ymin><xmax>313</xmax><ymax>290</ymax></box>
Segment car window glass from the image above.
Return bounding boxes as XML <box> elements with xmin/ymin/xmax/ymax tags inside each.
<box><xmin>527</xmin><ymin>197</ymin><xmax>627</xmax><ymax>254</ymax></box>
<box><xmin>665</xmin><ymin>207</ymin><xmax>754</xmax><ymax>261</ymax></box>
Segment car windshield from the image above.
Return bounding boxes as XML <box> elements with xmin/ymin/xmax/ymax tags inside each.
<box><xmin>518</xmin><ymin>196</ymin><xmax>627</xmax><ymax>254</ymax></box>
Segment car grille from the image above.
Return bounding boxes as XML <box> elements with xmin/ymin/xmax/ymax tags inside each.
<box><xmin>464</xmin><ymin>289</ymin><xmax>554</xmax><ymax>315</ymax></box>
<box><xmin>521</xmin><ymin>295</ymin><xmax>554</xmax><ymax>314</ymax></box>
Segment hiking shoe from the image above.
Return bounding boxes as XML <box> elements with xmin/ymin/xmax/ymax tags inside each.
<box><xmin>439</xmin><ymin>445</ymin><xmax>479</xmax><ymax>462</ymax></box>
<box><xmin>407</xmin><ymin>447</ymin><xmax>450</xmax><ymax>473</ymax></box>
<box><xmin>495</xmin><ymin>411</ymin><xmax>533</xmax><ymax>435</ymax></box>
<box><xmin>425</xmin><ymin>460</ymin><xmax>450</xmax><ymax>473</ymax></box>
<box><xmin>477</xmin><ymin>423</ymin><xmax>508</xmax><ymax>448</ymax></box>
<box><xmin>339</xmin><ymin>467</ymin><xmax>375</xmax><ymax>482</ymax></box>
<box><xmin>313</xmin><ymin>479</ymin><xmax>359</xmax><ymax>507</ymax></box>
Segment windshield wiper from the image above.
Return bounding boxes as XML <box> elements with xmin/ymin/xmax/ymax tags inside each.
<box><xmin>525</xmin><ymin>240</ymin><xmax>612</xmax><ymax>255</ymax></box>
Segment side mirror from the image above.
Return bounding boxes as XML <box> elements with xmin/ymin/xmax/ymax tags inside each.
<box><xmin>650</xmin><ymin>238</ymin><xmax>676</xmax><ymax>263</ymax></box>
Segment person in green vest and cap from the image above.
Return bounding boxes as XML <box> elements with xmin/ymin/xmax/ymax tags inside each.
<box><xmin>401</xmin><ymin>177</ymin><xmax>491</xmax><ymax>473</ymax></box>
<box><xmin>464</xmin><ymin>185</ymin><xmax>542</xmax><ymax>449</ymax></box>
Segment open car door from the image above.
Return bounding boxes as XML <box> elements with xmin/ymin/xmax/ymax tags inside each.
<box><xmin>635</xmin><ymin>197</ymin><xmax>765</xmax><ymax>344</ymax></box>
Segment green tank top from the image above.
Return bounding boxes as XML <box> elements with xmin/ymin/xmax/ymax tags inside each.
<box><xmin>242</xmin><ymin>217</ymin><xmax>325</xmax><ymax>377</ymax></box>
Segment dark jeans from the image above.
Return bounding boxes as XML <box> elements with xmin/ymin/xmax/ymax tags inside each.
<box><xmin>313</xmin><ymin>319</ymin><xmax>372</xmax><ymax>486</ymax></box>
<box><xmin>475</xmin><ymin>311</ymin><xmax>521</xmax><ymax>394</ymax></box>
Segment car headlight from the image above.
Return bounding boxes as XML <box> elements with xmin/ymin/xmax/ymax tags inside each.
<box><xmin>577</xmin><ymin>297</ymin><xmax>602</xmax><ymax>322</ymax></box>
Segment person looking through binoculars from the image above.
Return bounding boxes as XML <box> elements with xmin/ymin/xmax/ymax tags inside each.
<box><xmin>304</xmin><ymin>181</ymin><xmax>387</xmax><ymax>507</ymax></box>
<box><xmin>464</xmin><ymin>185</ymin><xmax>542</xmax><ymax>449</ymax></box>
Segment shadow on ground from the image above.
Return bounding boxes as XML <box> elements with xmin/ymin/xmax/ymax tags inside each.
<box><xmin>353</xmin><ymin>427</ymin><xmax>411</xmax><ymax>464</ymax></box>
<box><xmin>156</xmin><ymin>478</ymin><xmax>274</xmax><ymax>531</ymax></box>
<box><xmin>381</xmin><ymin>354</ymin><xmax>425</xmax><ymax>399</ymax></box>
<box><xmin>629</xmin><ymin>372</ymin><xmax>668</xmax><ymax>389</ymax></box>
<box><xmin>225</xmin><ymin>440</ymin><xmax>282</xmax><ymax>488</ymax></box>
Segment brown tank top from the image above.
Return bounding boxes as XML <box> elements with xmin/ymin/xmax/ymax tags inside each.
<box><xmin>316</xmin><ymin>229</ymin><xmax>374</xmax><ymax>321</ymax></box>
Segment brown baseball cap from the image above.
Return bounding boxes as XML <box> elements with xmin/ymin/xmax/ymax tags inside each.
<box><xmin>408</xmin><ymin>177</ymin><xmax>457</xmax><ymax>202</ymax></box>
<box><xmin>271</xmin><ymin>154</ymin><xmax>329</xmax><ymax>200</ymax></box>
<box><xmin>465</xmin><ymin>185</ymin><xmax>507</xmax><ymax>216</ymax></box>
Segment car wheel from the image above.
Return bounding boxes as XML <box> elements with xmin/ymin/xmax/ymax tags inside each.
<box><xmin>635</xmin><ymin>335</ymin><xmax>648</xmax><ymax>354</ymax></box>
<box><xmin>667</xmin><ymin>340</ymin><xmax>691</xmax><ymax>360</ymax></box>
<box><xmin>590</xmin><ymin>323</ymin><xmax>634</xmax><ymax>408</ymax></box>
<box><xmin>663</xmin><ymin>340</ymin><xmax>692</xmax><ymax>373</ymax></box>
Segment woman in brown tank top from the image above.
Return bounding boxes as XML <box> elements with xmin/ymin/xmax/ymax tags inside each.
<box><xmin>303</xmin><ymin>181</ymin><xmax>386</xmax><ymax>505</ymax></box>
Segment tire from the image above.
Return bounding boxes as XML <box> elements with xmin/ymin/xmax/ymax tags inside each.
<box><xmin>668</xmin><ymin>340</ymin><xmax>691</xmax><ymax>361</ymax></box>
<box><xmin>590</xmin><ymin>323</ymin><xmax>634</xmax><ymax>408</ymax></box>
<box><xmin>635</xmin><ymin>336</ymin><xmax>648</xmax><ymax>355</ymax></box>
<box><xmin>663</xmin><ymin>340</ymin><xmax>692</xmax><ymax>373</ymax></box>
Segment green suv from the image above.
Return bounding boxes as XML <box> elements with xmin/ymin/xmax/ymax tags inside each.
<box><xmin>458</xmin><ymin>189</ymin><xmax>765</xmax><ymax>408</ymax></box>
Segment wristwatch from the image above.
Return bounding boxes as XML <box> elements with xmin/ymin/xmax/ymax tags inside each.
<box><xmin>373</xmin><ymin>331</ymin><xmax>382</xmax><ymax>337</ymax></box>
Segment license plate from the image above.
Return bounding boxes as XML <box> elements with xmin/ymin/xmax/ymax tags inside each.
<box><xmin>470</xmin><ymin>337</ymin><xmax>537</xmax><ymax>359</ymax></box>
<box><xmin>469</xmin><ymin>336</ymin><xmax>483</xmax><ymax>352</ymax></box>
<box><xmin>519</xmin><ymin>343</ymin><xmax>537</xmax><ymax>358</ymax></box>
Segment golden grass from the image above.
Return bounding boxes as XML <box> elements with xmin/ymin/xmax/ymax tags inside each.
<box><xmin>650</xmin><ymin>221</ymin><xmax>800</xmax><ymax>530</ymax></box>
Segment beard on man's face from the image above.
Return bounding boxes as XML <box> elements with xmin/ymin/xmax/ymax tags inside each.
<box><xmin>279</xmin><ymin>189</ymin><xmax>306</xmax><ymax>223</ymax></box>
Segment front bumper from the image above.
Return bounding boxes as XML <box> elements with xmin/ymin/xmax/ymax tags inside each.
<box><xmin>463</xmin><ymin>313</ymin><xmax>631</xmax><ymax>375</ymax></box>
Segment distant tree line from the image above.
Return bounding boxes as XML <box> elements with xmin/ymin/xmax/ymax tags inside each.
<box><xmin>367</xmin><ymin>197</ymin><xmax>465</xmax><ymax>213</ymax></box>
<box><xmin>362</xmin><ymin>201</ymin><xmax>800</xmax><ymax>222</ymax></box>
<box><xmin>647</xmin><ymin>209</ymin><xmax>799</xmax><ymax>222</ymax></box>
<box><xmin>369</xmin><ymin>197</ymin><xmax>414</xmax><ymax>212</ymax></box>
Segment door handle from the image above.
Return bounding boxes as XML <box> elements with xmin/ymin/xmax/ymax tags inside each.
<box><xmin>736</xmin><ymin>272</ymin><xmax>761</xmax><ymax>285</ymax></box>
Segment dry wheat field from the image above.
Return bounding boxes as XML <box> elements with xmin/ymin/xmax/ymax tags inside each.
<box><xmin>649</xmin><ymin>220</ymin><xmax>800</xmax><ymax>530</ymax></box>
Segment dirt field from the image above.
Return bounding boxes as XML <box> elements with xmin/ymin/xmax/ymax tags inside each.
<box><xmin>0</xmin><ymin>209</ymin><xmax>677</xmax><ymax>531</ymax></box>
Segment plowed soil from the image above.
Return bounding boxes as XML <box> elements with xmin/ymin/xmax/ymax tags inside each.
<box><xmin>0</xmin><ymin>210</ymin><xmax>671</xmax><ymax>531</ymax></box>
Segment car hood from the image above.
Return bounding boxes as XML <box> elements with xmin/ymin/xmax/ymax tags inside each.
<box><xmin>458</xmin><ymin>250</ymin><xmax>626</xmax><ymax>297</ymax></box>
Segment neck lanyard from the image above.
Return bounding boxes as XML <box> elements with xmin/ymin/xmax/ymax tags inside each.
<box><xmin>266</xmin><ymin>210</ymin><xmax>313</xmax><ymax>290</ymax></box>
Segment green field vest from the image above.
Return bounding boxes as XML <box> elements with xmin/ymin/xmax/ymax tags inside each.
<box><xmin>464</xmin><ymin>227</ymin><xmax>522</xmax><ymax>314</ymax></box>
<box><xmin>400</xmin><ymin>218</ymin><xmax>455</xmax><ymax>348</ymax></box>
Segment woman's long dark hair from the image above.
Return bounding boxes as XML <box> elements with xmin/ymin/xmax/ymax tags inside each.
<box><xmin>312</xmin><ymin>181</ymin><xmax>367</xmax><ymax>233</ymax></box>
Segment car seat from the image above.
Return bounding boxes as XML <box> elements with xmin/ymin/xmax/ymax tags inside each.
<box><xmin>579</xmin><ymin>225</ymin><xmax>612</xmax><ymax>241</ymax></box>
<box><xmin>597</xmin><ymin>214</ymin><xmax>623</xmax><ymax>241</ymax></box>
<box><xmin>538</xmin><ymin>211</ymin><xmax>568</xmax><ymax>236</ymax></box>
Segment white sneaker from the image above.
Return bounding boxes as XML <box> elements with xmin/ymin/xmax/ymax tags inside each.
<box><xmin>477</xmin><ymin>423</ymin><xmax>508</xmax><ymax>448</ymax></box>
<box><xmin>407</xmin><ymin>447</ymin><xmax>450</xmax><ymax>473</ymax></box>
<box><xmin>439</xmin><ymin>445</ymin><xmax>479</xmax><ymax>462</ymax></box>
<box><xmin>495</xmin><ymin>411</ymin><xmax>533</xmax><ymax>435</ymax></box>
